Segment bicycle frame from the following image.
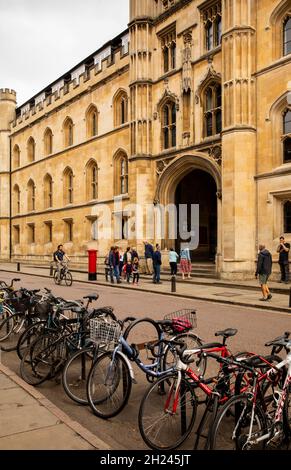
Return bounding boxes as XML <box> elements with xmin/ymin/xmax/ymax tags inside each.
<box><xmin>234</xmin><ymin>346</ymin><xmax>291</xmax><ymax>448</ymax></box>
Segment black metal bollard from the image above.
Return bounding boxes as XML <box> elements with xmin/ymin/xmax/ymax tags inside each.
<box><xmin>289</xmin><ymin>287</ymin><xmax>291</xmax><ymax>308</ymax></box>
<box><xmin>17</xmin><ymin>262</ymin><xmax>20</xmax><ymax>272</ymax></box>
<box><xmin>171</xmin><ymin>275</ymin><xmax>176</xmax><ymax>293</ymax></box>
<box><xmin>50</xmin><ymin>264</ymin><xmax>54</xmax><ymax>276</ymax></box>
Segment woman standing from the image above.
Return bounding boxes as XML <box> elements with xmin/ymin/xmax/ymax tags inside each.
<box><xmin>179</xmin><ymin>247</ymin><xmax>192</xmax><ymax>280</ymax></box>
<box><xmin>168</xmin><ymin>248</ymin><xmax>179</xmax><ymax>276</ymax></box>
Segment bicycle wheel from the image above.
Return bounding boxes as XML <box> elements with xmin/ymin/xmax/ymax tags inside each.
<box><xmin>123</xmin><ymin>318</ymin><xmax>161</xmax><ymax>367</ymax></box>
<box><xmin>64</xmin><ymin>271</ymin><xmax>73</xmax><ymax>286</ymax></box>
<box><xmin>0</xmin><ymin>312</ymin><xmax>25</xmax><ymax>350</ymax></box>
<box><xmin>163</xmin><ymin>332</ymin><xmax>206</xmax><ymax>376</ymax></box>
<box><xmin>138</xmin><ymin>372</ymin><xmax>197</xmax><ymax>450</ymax></box>
<box><xmin>87</xmin><ymin>350</ymin><xmax>132</xmax><ymax>419</ymax></box>
<box><xmin>54</xmin><ymin>271</ymin><xmax>61</xmax><ymax>285</ymax></box>
<box><xmin>20</xmin><ymin>333</ymin><xmax>56</xmax><ymax>385</ymax></box>
<box><xmin>17</xmin><ymin>321</ymin><xmax>46</xmax><ymax>360</ymax></box>
<box><xmin>283</xmin><ymin>381</ymin><xmax>291</xmax><ymax>437</ymax></box>
<box><xmin>62</xmin><ymin>346</ymin><xmax>96</xmax><ymax>404</ymax></box>
<box><xmin>209</xmin><ymin>394</ymin><xmax>267</xmax><ymax>450</ymax></box>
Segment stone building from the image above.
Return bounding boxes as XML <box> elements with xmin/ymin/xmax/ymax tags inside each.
<box><xmin>0</xmin><ymin>0</ymin><xmax>291</xmax><ymax>279</ymax></box>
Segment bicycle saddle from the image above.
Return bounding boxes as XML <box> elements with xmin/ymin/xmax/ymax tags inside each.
<box><xmin>215</xmin><ymin>328</ymin><xmax>238</xmax><ymax>338</ymax></box>
<box><xmin>83</xmin><ymin>294</ymin><xmax>99</xmax><ymax>301</ymax></box>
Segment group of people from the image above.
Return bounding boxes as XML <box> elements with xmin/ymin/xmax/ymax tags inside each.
<box><xmin>256</xmin><ymin>236</ymin><xmax>290</xmax><ymax>301</ymax></box>
<box><xmin>105</xmin><ymin>242</ymin><xmax>194</xmax><ymax>285</ymax></box>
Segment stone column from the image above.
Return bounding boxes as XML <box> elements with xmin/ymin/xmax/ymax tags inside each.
<box><xmin>221</xmin><ymin>0</ymin><xmax>257</xmax><ymax>279</ymax></box>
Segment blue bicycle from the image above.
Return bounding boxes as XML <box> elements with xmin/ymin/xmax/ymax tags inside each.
<box><xmin>86</xmin><ymin>310</ymin><xmax>203</xmax><ymax>419</ymax></box>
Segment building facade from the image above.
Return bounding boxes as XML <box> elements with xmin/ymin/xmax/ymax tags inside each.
<box><xmin>0</xmin><ymin>0</ymin><xmax>291</xmax><ymax>279</ymax></box>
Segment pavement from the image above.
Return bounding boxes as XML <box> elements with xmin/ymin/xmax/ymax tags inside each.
<box><xmin>0</xmin><ymin>363</ymin><xmax>111</xmax><ymax>450</ymax></box>
<box><xmin>1</xmin><ymin>261</ymin><xmax>291</xmax><ymax>314</ymax></box>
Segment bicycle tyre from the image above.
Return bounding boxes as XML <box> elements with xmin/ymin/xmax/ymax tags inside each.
<box><xmin>87</xmin><ymin>350</ymin><xmax>132</xmax><ymax>419</ymax></box>
<box><xmin>16</xmin><ymin>321</ymin><xmax>46</xmax><ymax>360</ymax></box>
<box><xmin>64</xmin><ymin>271</ymin><xmax>73</xmax><ymax>286</ymax></box>
<box><xmin>62</xmin><ymin>346</ymin><xmax>96</xmax><ymax>405</ymax></box>
<box><xmin>163</xmin><ymin>332</ymin><xmax>206</xmax><ymax>376</ymax></box>
<box><xmin>123</xmin><ymin>317</ymin><xmax>161</xmax><ymax>366</ymax></box>
<box><xmin>209</xmin><ymin>394</ymin><xmax>267</xmax><ymax>450</ymax></box>
<box><xmin>54</xmin><ymin>271</ymin><xmax>61</xmax><ymax>285</ymax></box>
<box><xmin>20</xmin><ymin>333</ymin><xmax>56</xmax><ymax>385</ymax></box>
<box><xmin>138</xmin><ymin>372</ymin><xmax>197</xmax><ymax>450</ymax></box>
<box><xmin>0</xmin><ymin>312</ymin><xmax>25</xmax><ymax>350</ymax></box>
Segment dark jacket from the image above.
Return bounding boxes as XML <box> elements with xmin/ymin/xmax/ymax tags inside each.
<box><xmin>256</xmin><ymin>249</ymin><xmax>272</xmax><ymax>276</ymax></box>
<box><xmin>144</xmin><ymin>243</ymin><xmax>154</xmax><ymax>259</ymax></box>
<box><xmin>109</xmin><ymin>250</ymin><xmax>117</xmax><ymax>267</ymax></box>
<box><xmin>153</xmin><ymin>250</ymin><xmax>162</xmax><ymax>266</ymax></box>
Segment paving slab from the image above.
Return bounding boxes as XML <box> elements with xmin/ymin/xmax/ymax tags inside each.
<box><xmin>0</xmin><ymin>423</ymin><xmax>94</xmax><ymax>450</ymax></box>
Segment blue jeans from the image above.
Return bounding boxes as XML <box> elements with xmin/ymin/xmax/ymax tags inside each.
<box><xmin>153</xmin><ymin>264</ymin><xmax>161</xmax><ymax>283</ymax></box>
<box><xmin>113</xmin><ymin>266</ymin><xmax>120</xmax><ymax>282</ymax></box>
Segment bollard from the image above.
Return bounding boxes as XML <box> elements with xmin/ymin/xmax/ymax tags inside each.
<box><xmin>171</xmin><ymin>275</ymin><xmax>176</xmax><ymax>293</ymax></box>
<box><xmin>17</xmin><ymin>262</ymin><xmax>20</xmax><ymax>272</ymax></box>
<box><xmin>50</xmin><ymin>264</ymin><xmax>54</xmax><ymax>276</ymax></box>
<box><xmin>289</xmin><ymin>287</ymin><xmax>291</xmax><ymax>308</ymax></box>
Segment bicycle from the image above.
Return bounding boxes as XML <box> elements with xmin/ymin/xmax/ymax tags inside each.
<box><xmin>54</xmin><ymin>262</ymin><xmax>73</xmax><ymax>286</ymax></box>
<box><xmin>209</xmin><ymin>332</ymin><xmax>291</xmax><ymax>450</ymax></box>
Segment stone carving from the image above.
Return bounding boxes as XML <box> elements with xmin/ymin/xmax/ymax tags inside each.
<box><xmin>208</xmin><ymin>145</ymin><xmax>222</xmax><ymax>165</ymax></box>
<box><xmin>182</xmin><ymin>30</ymin><xmax>192</xmax><ymax>93</ymax></box>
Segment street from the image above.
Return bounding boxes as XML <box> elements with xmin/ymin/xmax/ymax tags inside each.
<box><xmin>0</xmin><ymin>271</ymin><xmax>290</xmax><ymax>450</ymax></box>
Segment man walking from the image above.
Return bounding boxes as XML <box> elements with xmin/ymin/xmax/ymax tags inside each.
<box><xmin>255</xmin><ymin>244</ymin><xmax>272</xmax><ymax>301</ymax></box>
<box><xmin>277</xmin><ymin>236</ymin><xmax>290</xmax><ymax>283</ymax></box>
<box><xmin>144</xmin><ymin>241</ymin><xmax>154</xmax><ymax>275</ymax></box>
<box><xmin>153</xmin><ymin>244</ymin><xmax>162</xmax><ymax>284</ymax></box>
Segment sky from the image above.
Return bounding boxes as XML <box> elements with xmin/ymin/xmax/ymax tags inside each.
<box><xmin>0</xmin><ymin>0</ymin><xmax>129</xmax><ymax>106</ymax></box>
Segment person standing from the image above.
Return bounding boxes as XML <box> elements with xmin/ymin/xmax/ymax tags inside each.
<box><xmin>179</xmin><ymin>246</ymin><xmax>192</xmax><ymax>280</ymax></box>
<box><xmin>277</xmin><ymin>236</ymin><xmax>290</xmax><ymax>283</ymax></box>
<box><xmin>169</xmin><ymin>248</ymin><xmax>179</xmax><ymax>276</ymax></box>
<box><xmin>144</xmin><ymin>241</ymin><xmax>154</xmax><ymax>275</ymax></box>
<box><xmin>109</xmin><ymin>246</ymin><xmax>121</xmax><ymax>283</ymax></box>
<box><xmin>153</xmin><ymin>244</ymin><xmax>162</xmax><ymax>284</ymax></box>
<box><xmin>255</xmin><ymin>244</ymin><xmax>272</xmax><ymax>301</ymax></box>
<box><xmin>118</xmin><ymin>249</ymin><xmax>124</xmax><ymax>276</ymax></box>
<box><xmin>132</xmin><ymin>257</ymin><xmax>140</xmax><ymax>285</ymax></box>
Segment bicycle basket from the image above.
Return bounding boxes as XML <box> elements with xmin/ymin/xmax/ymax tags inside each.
<box><xmin>163</xmin><ymin>309</ymin><xmax>197</xmax><ymax>332</ymax></box>
<box><xmin>89</xmin><ymin>318</ymin><xmax>121</xmax><ymax>345</ymax></box>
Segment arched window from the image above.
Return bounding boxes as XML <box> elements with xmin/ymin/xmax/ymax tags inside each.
<box><xmin>113</xmin><ymin>91</ymin><xmax>128</xmax><ymax>127</ymax></box>
<box><xmin>283</xmin><ymin>109</ymin><xmax>291</xmax><ymax>163</ymax></box>
<box><xmin>204</xmin><ymin>84</ymin><xmax>222</xmax><ymax>137</ymax></box>
<box><xmin>27</xmin><ymin>179</ymin><xmax>36</xmax><ymax>212</ymax></box>
<box><xmin>86</xmin><ymin>160</ymin><xmax>98</xmax><ymax>200</ymax></box>
<box><xmin>63</xmin><ymin>117</ymin><xmax>74</xmax><ymax>147</ymax></box>
<box><xmin>284</xmin><ymin>201</ymin><xmax>291</xmax><ymax>232</ymax></box>
<box><xmin>13</xmin><ymin>145</ymin><xmax>20</xmax><ymax>168</ymax></box>
<box><xmin>203</xmin><ymin>7</ymin><xmax>222</xmax><ymax>51</ymax></box>
<box><xmin>114</xmin><ymin>151</ymin><xmax>128</xmax><ymax>195</ymax></box>
<box><xmin>283</xmin><ymin>17</ymin><xmax>291</xmax><ymax>55</ymax></box>
<box><xmin>44</xmin><ymin>174</ymin><xmax>53</xmax><ymax>208</ymax></box>
<box><xmin>162</xmin><ymin>101</ymin><xmax>176</xmax><ymax>150</ymax></box>
<box><xmin>86</xmin><ymin>105</ymin><xmax>98</xmax><ymax>137</ymax></box>
<box><xmin>44</xmin><ymin>128</ymin><xmax>53</xmax><ymax>155</ymax></box>
<box><xmin>63</xmin><ymin>167</ymin><xmax>73</xmax><ymax>204</ymax></box>
<box><xmin>27</xmin><ymin>137</ymin><xmax>35</xmax><ymax>163</ymax></box>
<box><xmin>13</xmin><ymin>184</ymin><xmax>20</xmax><ymax>214</ymax></box>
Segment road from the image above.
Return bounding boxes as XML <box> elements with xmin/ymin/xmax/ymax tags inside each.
<box><xmin>0</xmin><ymin>272</ymin><xmax>290</xmax><ymax>450</ymax></box>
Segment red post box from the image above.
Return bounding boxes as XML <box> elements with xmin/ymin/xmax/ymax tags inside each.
<box><xmin>88</xmin><ymin>249</ymin><xmax>97</xmax><ymax>281</ymax></box>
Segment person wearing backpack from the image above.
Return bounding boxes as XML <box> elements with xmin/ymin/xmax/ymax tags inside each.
<box><xmin>153</xmin><ymin>244</ymin><xmax>162</xmax><ymax>284</ymax></box>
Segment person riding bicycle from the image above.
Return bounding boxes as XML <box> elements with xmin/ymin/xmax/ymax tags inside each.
<box><xmin>53</xmin><ymin>245</ymin><xmax>70</xmax><ymax>281</ymax></box>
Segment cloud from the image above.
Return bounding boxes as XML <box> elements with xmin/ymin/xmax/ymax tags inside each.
<box><xmin>0</xmin><ymin>0</ymin><xmax>129</xmax><ymax>105</ymax></box>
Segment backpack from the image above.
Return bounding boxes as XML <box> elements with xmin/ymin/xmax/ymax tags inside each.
<box><xmin>104</xmin><ymin>255</ymin><xmax>110</xmax><ymax>266</ymax></box>
<box><xmin>53</xmin><ymin>251</ymin><xmax>58</xmax><ymax>262</ymax></box>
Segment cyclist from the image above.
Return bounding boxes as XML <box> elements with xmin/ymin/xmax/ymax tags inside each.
<box><xmin>53</xmin><ymin>245</ymin><xmax>70</xmax><ymax>282</ymax></box>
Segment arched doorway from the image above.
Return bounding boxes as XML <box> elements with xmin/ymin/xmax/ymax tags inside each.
<box><xmin>175</xmin><ymin>169</ymin><xmax>217</xmax><ymax>261</ymax></box>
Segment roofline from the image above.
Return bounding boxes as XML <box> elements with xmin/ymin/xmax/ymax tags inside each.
<box><xmin>17</xmin><ymin>27</ymin><xmax>129</xmax><ymax>110</ymax></box>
